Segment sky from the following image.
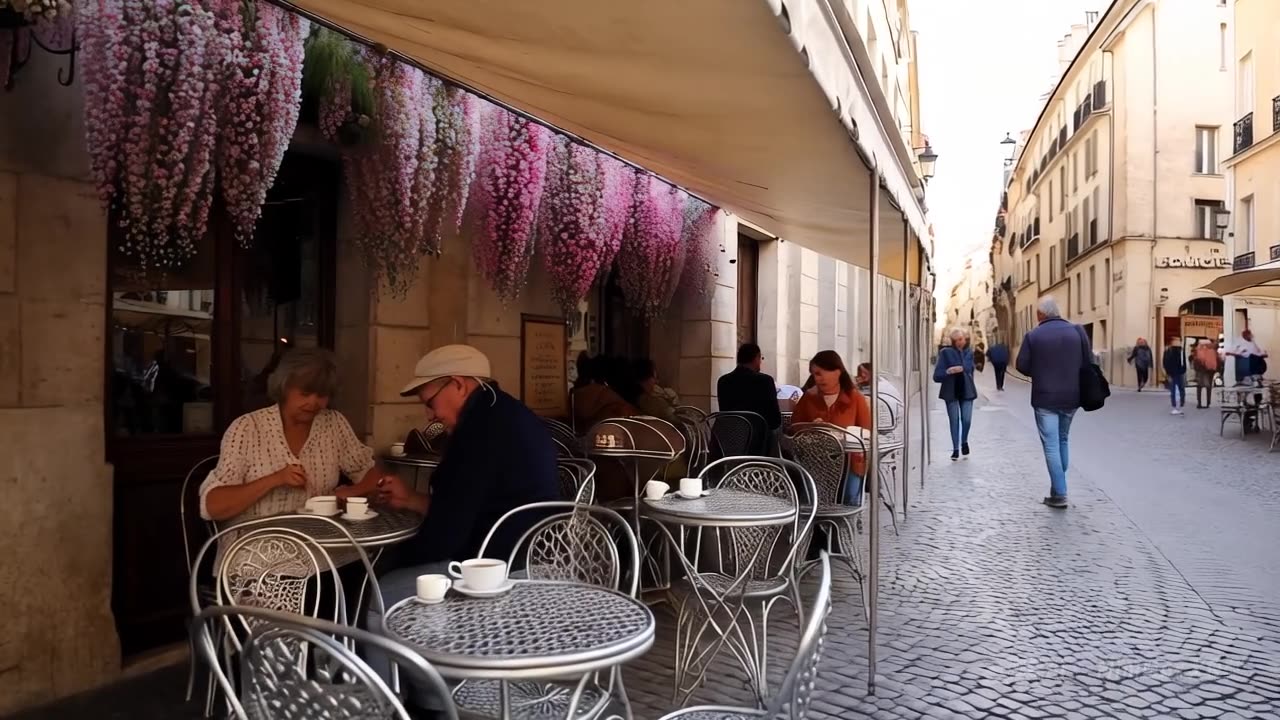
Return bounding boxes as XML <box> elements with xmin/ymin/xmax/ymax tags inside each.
<box><xmin>912</xmin><ymin>0</ymin><xmax>1110</xmax><ymax>300</ymax></box>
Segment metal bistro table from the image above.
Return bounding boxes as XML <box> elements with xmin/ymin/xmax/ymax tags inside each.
<box><xmin>384</xmin><ymin>581</ymin><xmax>655</xmax><ymax>720</ymax></box>
<box><xmin>642</xmin><ymin>488</ymin><xmax>798</xmax><ymax>704</ymax></box>
<box><xmin>1219</xmin><ymin>386</ymin><xmax>1270</xmax><ymax>438</ymax></box>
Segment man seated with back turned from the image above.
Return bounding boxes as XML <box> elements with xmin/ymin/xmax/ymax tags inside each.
<box><xmin>717</xmin><ymin>343</ymin><xmax>783</xmax><ymax>430</ymax></box>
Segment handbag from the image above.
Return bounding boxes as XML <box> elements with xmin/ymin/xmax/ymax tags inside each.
<box><xmin>1076</xmin><ymin>325</ymin><xmax>1110</xmax><ymax>412</ymax></box>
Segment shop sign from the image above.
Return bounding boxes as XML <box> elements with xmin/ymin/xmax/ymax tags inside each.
<box><xmin>1181</xmin><ymin>314</ymin><xmax>1222</xmax><ymax>340</ymax></box>
<box><xmin>1154</xmin><ymin>257</ymin><xmax>1230</xmax><ymax>269</ymax></box>
<box><xmin>521</xmin><ymin>314</ymin><xmax>569</xmax><ymax>419</ymax></box>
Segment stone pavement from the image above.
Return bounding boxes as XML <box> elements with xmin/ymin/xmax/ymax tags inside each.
<box><xmin>10</xmin><ymin>372</ymin><xmax>1280</xmax><ymax>719</ymax></box>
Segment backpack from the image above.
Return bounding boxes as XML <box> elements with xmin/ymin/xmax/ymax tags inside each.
<box><xmin>1075</xmin><ymin>325</ymin><xmax>1110</xmax><ymax>411</ymax></box>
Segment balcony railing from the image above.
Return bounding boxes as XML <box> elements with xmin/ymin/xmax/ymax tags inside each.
<box><xmin>1093</xmin><ymin>80</ymin><xmax>1107</xmax><ymax>108</ymax></box>
<box><xmin>1271</xmin><ymin>244</ymin><xmax>1280</xmax><ymax>263</ymax></box>
<box><xmin>1273</xmin><ymin>96</ymin><xmax>1280</xmax><ymax>133</ymax></box>
<box><xmin>1233</xmin><ymin>251</ymin><xmax>1256</xmax><ymax>271</ymax></box>
<box><xmin>1234</xmin><ymin>113</ymin><xmax>1254</xmax><ymax>155</ymax></box>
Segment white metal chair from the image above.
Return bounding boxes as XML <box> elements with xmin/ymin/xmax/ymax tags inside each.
<box><xmin>544</xmin><ymin>417</ymin><xmax>586</xmax><ymax>458</ymax></box>
<box><xmin>657</xmin><ymin>553</ymin><xmax>834</xmax><ymax>720</ymax></box>
<box><xmin>706</xmin><ymin>411</ymin><xmax>769</xmax><ymax>460</ymax></box>
<box><xmin>192</xmin><ymin>604</ymin><xmax>460</xmax><ymax>720</ymax></box>
<box><xmin>181</xmin><ymin>454</ymin><xmax>221</xmax><ymax>709</ymax></box>
<box><xmin>557</xmin><ymin>457</ymin><xmax>598</xmax><ymax>504</ymax></box>
<box><xmin>451</xmin><ymin>502</ymin><xmax>640</xmax><ymax>720</ymax></box>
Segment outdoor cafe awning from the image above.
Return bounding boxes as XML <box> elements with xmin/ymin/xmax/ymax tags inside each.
<box><xmin>273</xmin><ymin>0</ymin><xmax>929</xmax><ymax>285</ymax></box>
<box><xmin>1201</xmin><ymin>262</ymin><xmax>1280</xmax><ymax>300</ymax></box>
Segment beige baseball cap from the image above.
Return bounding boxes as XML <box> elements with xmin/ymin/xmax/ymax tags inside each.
<box><xmin>399</xmin><ymin>344</ymin><xmax>492</xmax><ymax>397</ymax></box>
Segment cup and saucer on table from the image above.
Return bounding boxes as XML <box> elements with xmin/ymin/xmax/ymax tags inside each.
<box><xmin>299</xmin><ymin>495</ymin><xmax>341</xmax><ymax>517</ymax></box>
<box><xmin>448</xmin><ymin>559</ymin><xmax>513</xmax><ymax>598</ymax></box>
<box><xmin>342</xmin><ymin>497</ymin><xmax>378</xmax><ymax>521</ymax></box>
<box><xmin>415</xmin><ymin>574</ymin><xmax>452</xmax><ymax>605</ymax></box>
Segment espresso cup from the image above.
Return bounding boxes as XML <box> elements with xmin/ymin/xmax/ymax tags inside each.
<box><xmin>447</xmin><ymin>558</ymin><xmax>508</xmax><ymax>591</ymax></box>
<box><xmin>306</xmin><ymin>496</ymin><xmax>338</xmax><ymax>514</ymax></box>
<box><xmin>644</xmin><ymin>480</ymin><xmax>670</xmax><ymax>500</ymax></box>
<box><xmin>345</xmin><ymin>497</ymin><xmax>369</xmax><ymax>517</ymax></box>
<box><xmin>389</xmin><ymin>442</ymin><xmax>406</xmax><ymax>457</ymax></box>
<box><xmin>679</xmin><ymin>477</ymin><xmax>702</xmax><ymax>498</ymax></box>
<box><xmin>416</xmin><ymin>574</ymin><xmax>451</xmax><ymax>603</ymax></box>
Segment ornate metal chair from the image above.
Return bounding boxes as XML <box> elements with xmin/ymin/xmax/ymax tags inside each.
<box><xmin>544</xmin><ymin>417</ymin><xmax>586</xmax><ymax>458</ymax></box>
<box><xmin>556</xmin><ymin>457</ymin><xmax>598</xmax><ymax>504</ymax></box>
<box><xmin>192</xmin><ymin>604</ymin><xmax>460</xmax><ymax>720</ymax></box>
<box><xmin>180</xmin><ymin>454</ymin><xmax>221</xmax><ymax>707</ymax></box>
<box><xmin>872</xmin><ymin>394</ymin><xmax>902</xmax><ymax>536</ymax></box>
<box><xmin>786</xmin><ymin>426</ymin><xmax>868</xmax><ymax>617</ymax></box>
<box><xmin>706</xmin><ymin>411</ymin><xmax>768</xmax><ymax>460</ymax></box>
<box><xmin>657</xmin><ymin>553</ymin><xmax>834</xmax><ymax>720</ymax></box>
<box><xmin>452</xmin><ymin>503</ymin><xmax>640</xmax><ymax>720</ymax></box>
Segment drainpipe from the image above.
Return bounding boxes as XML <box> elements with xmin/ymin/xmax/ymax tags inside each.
<box><xmin>1149</xmin><ymin>2</ymin><xmax>1160</xmax><ymax>356</ymax></box>
<box><xmin>1104</xmin><ymin>48</ymin><xmax>1118</xmax><ymax>385</ymax></box>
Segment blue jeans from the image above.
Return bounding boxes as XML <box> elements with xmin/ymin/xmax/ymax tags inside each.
<box><xmin>945</xmin><ymin>400</ymin><xmax>974</xmax><ymax>452</ymax></box>
<box><xmin>1167</xmin><ymin>373</ymin><xmax>1186</xmax><ymax>408</ymax></box>
<box><xmin>843</xmin><ymin>472</ymin><xmax>863</xmax><ymax>506</ymax></box>
<box><xmin>1033</xmin><ymin>408</ymin><xmax>1076</xmax><ymax>498</ymax></box>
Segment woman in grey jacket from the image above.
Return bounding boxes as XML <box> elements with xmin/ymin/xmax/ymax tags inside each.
<box><xmin>934</xmin><ymin>328</ymin><xmax>978</xmax><ymax>460</ymax></box>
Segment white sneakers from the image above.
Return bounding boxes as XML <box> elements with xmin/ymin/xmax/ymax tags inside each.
<box><xmin>1171</xmin><ymin>408</ymin><xmax>1184</xmax><ymax>415</ymax></box>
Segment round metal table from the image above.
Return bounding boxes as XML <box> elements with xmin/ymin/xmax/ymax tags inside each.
<box><xmin>248</xmin><ymin>508</ymin><xmax>424</xmax><ymax>548</ymax></box>
<box><xmin>642</xmin><ymin>488</ymin><xmax>796</xmax><ymax>528</ymax></box>
<box><xmin>384</xmin><ymin>581</ymin><xmax>655</xmax><ymax>680</ymax></box>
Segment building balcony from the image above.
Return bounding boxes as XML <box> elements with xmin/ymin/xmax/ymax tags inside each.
<box><xmin>1067</xmin><ymin>233</ymin><xmax>1080</xmax><ymax>261</ymax></box>
<box><xmin>1234</xmin><ymin>113</ymin><xmax>1254</xmax><ymax>155</ymax></box>
<box><xmin>1058</xmin><ymin>126</ymin><xmax>1067</xmax><ymax>148</ymax></box>
<box><xmin>1233</xmin><ymin>251</ymin><xmax>1256</xmax><ymax>271</ymax></box>
<box><xmin>1033</xmin><ymin>217</ymin><xmax>1040</xmax><ymax>238</ymax></box>
<box><xmin>1093</xmin><ymin>80</ymin><xmax>1107</xmax><ymax>109</ymax></box>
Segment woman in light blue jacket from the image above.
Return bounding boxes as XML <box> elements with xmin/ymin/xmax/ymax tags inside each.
<box><xmin>934</xmin><ymin>328</ymin><xmax>978</xmax><ymax>461</ymax></box>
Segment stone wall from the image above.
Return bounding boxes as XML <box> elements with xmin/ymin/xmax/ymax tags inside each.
<box><xmin>0</xmin><ymin>54</ymin><xmax>121</xmax><ymax>714</ymax></box>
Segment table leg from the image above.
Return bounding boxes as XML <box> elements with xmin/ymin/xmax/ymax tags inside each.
<box><xmin>353</xmin><ymin>547</ymin><xmax>384</xmax><ymax>625</ymax></box>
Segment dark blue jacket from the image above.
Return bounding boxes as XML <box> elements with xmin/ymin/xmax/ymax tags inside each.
<box><xmin>987</xmin><ymin>343</ymin><xmax>1010</xmax><ymax>366</ymax></box>
<box><xmin>1162</xmin><ymin>346</ymin><xmax>1187</xmax><ymax>376</ymax></box>
<box><xmin>401</xmin><ymin>386</ymin><xmax>559</xmax><ymax>566</ymax></box>
<box><xmin>933</xmin><ymin>346</ymin><xmax>977</xmax><ymax>402</ymax></box>
<box><xmin>1016</xmin><ymin>317</ymin><xmax>1090</xmax><ymax>410</ymax></box>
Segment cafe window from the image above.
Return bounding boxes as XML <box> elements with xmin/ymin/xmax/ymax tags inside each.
<box><xmin>108</xmin><ymin>153</ymin><xmax>339</xmax><ymax>437</ymax></box>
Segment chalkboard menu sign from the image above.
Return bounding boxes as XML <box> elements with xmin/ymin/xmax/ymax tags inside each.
<box><xmin>520</xmin><ymin>314</ymin><xmax>569</xmax><ymax>418</ymax></box>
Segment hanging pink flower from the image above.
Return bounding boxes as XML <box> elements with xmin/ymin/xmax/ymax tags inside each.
<box><xmin>81</xmin><ymin>0</ymin><xmax>227</xmax><ymax>269</ymax></box>
<box><xmin>599</xmin><ymin>156</ymin><xmax>635</xmax><ymax>272</ymax></box>
<box><xmin>618</xmin><ymin>174</ymin><xmax>684</xmax><ymax>319</ymax></box>
<box><xmin>420</xmin><ymin>82</ymin><xmax>477</xmax><ymax>253</ymax></box>
<box><xmin>677</xmin><ymin>193</ymin><xmax>719</xmax><ymax>300</ymax></box>
<box><xmin>468</xmin><ymin>105</ymin><xmax>553</xmax><ymax>302</ymax></box>
<box><xmin>538</xmin><ymin>137</ymin><xmax>608</xmax><ymax>315</ymax></box>
<box><xmin>215</xmin><ymin>0</ymin><xmax>309</xmax><ymax>244</ymax></box>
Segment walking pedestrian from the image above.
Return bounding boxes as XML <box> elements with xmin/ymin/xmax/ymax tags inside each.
<box><xmin>1163</xmin><ymin>335</ymin><xmax>1187</xmax><ymax>415</ymax></box>
<box><xmin>1127</xmin><ymin>338</ymin><xmax>1153</xmax><ymax>391</ymax></box>
<box><xmin>933</xmin><ymin>328</ymin><xmax>977</xmax><ymax>461</ymax></box>
<box><xmin>1192</xmin><ymin>339</ymin><xmax>1219</xmax><ymax>409</ymax></box>
<box><xmin>987</xmin><ymin>341</ymin><xmax>1010</xmax><ymax>390</ymax></box>
<box><xmin>1015</xmin><ymin>297</ymin><xmax>1090</xmax><ymax>509</ymax></box>
<box><xmin>974</xmin><ymin>344</ymin><xmax>986</xmax><ymax>373</ymax></box>
<box><xmin>1226</xmin><ymin>329</ymin><xmax>1269</xmax><ymax>387</ymax></box>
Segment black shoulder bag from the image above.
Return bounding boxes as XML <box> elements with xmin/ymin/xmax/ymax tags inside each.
<box><xmin>1076</xmin><ymin>325</ymin><xmax>1110</xmax><ymax>411</ymax></box>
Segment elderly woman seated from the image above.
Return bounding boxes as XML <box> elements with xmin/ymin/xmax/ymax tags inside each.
<box><xmin>200</xmin><ymin>347</ymin><xmax>386</xmax><ymax>528</ymax></box>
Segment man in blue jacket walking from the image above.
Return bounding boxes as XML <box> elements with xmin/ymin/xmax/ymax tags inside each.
<box><xmin>987</xmin><ymin>341</ymin><xmax>1011</xmax><ymax>391</ymax></box>
<box><xmin>1015</xmin><ymin>297</ymin><xmax>1091</xmax><ymax>509</ymax></box>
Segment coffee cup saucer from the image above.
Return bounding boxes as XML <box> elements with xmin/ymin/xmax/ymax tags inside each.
<box><xmin>414</xmin><ymin>596</ymin><xmax>446</xmax><ymax>605</ymax></box>
<box><xmin>299</xmin><ymin>507</ymin><xmax>342</xmax><ymax>517</ymax></box>
<box><xmin>671</xmin><ymin>490</ymin><xmax>710</xmax><ymax>500</ymax></box>
<box><xmin>342</xmin><ymin>510</ymin><xmax>379</xmax><ymax>521</ymax></box>
<box><xmin>452</xmin><ymin>579</ymin><xmax>515</xmax><ymax>598</ymax></box>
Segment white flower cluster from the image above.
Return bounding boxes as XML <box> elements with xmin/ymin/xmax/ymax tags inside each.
<box><xmin>1</xmin><ymin>0</ymin><xmax>70</xmax><ymax>22</ymax></box>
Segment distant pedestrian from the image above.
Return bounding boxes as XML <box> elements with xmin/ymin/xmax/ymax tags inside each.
<box><xmin>1226</xmin><ymin>329</ymin><xmax>1268</xmax><ymax>387</ymax></box>
<box><xmin>1127</xmin><ymin>338</ymin><xmax>1153</xmax><ymax>391</ymax></box>
<box><xmin>1192</xmin><ymin>339</ymin><xmax>1219</xmax><ymax>409</ymax></box>
<box><xmin>974</xmin><ymin>344</ymin><xmax>986</xmax><ymax>373</ymax></box>
<box><xmin>933</xmin><ymin>328</ymin><xmax>977</xmax><ymax>461</ymax></box>
<box><xmin>1163</xmin><ymin>335</ymin><xmax>1187</xmax><ymax>415</ymax></box>
<box><xmin>988</xmin><ymin>342</ymin><xmax>1011</xmax><ymax>391</ymax></box>
<box><xmin>1015</xmin><ymin>297</ymin><xmax>1090</xmax><ymax>509</ymax></box>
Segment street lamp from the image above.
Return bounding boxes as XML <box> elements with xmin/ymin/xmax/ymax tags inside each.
<box><xmin>915</xmin><ymin>144</ymin><xmax>938</xmax><ymax>181</ymax></box>
<box><xmin>1000</xmin><ymin>132</ymin><xmax>1017</xmax><ymax>167</ymax></box>
<box><xmin>1213</xmin><ymin>207</ymin><xmax>1231</xmax><ymax>241</ymax></box>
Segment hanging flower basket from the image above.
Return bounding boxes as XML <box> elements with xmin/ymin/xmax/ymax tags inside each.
<box><xmin>618</xmin><ymin>174</ymin><xmax>684</xmax><ymax>319</ymax></box>
<box><xmin>468</xmin><ymin>104</ymin><xmax>553</xmax><ymax>302</ymax></box>
<box><xmin>538</xmin><ymin>137</ymin><xmax>608</xmax><ymax>315</ymax></box>
<box><xmin>676</xmin><ymin>194</ymin><xmax>719</xmax><ymax>301</ymax></box>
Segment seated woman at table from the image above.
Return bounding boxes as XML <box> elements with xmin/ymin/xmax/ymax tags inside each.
<box><xmin>790</xmin><ymin>350</ymin><xmax>872</xmax><ymax>505</ymax></box>
<box><xmin>199</xmin><ymin>347</ymin><xmax>387</xmax><ymax>527</ymax></box>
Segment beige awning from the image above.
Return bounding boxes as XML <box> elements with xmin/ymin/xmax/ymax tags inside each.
<box><xmin>273</xmin><ymin>0</ymin><xmax>928</xmax><ymax>284</ymax></box>
<box><xmin>1202</xmin><ymin>262</ymin><xmax>1280</xmax><ymax>299</ymax></box>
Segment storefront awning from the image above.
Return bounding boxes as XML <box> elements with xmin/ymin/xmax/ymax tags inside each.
<box><xmin>273</xmin><ymin>0</ymin><xmax>927</xmax><ymax>285</ymax></box>
<box><xmin>1201</xmin><ymin>262</ymin><xmax>1280</xmax><ymax>300</ymax></box>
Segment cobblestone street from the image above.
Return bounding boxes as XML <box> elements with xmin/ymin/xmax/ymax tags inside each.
<box><xmin>12</xmin><ymin>372</ymin><xmax>1280</xmax><ymax>720</ymax></box>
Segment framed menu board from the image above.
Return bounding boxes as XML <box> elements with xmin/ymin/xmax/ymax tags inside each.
<box><xmin>520</xmin><ymin>314</ymin><xmax>569</xmax><ymax>418</ymax></box>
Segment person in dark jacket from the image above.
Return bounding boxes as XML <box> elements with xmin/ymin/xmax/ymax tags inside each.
<box><xmin>934</xmin><ymin>328</ymin><xmax>978</xmax><ymax>461</ymax></box>
<box><xmin>1162</xmin><ymin>335</ymin><xmax>1187</xmax><ymax>415</ymax></box>
<box><xmin>1127</xmin><ymin>338</ymin><xmax>1153</xmax><ymax>391</ymax></box>
<box><xmin>987</xmin><ymin>342</ymin><xmax>1011</xmax><ymax>390</ymax></box>
<box><xmin>1016</xmin><ymin>297</ymin><xmax>1090</xmax><ymax>509</ymax></box>
<box><xmin>973</xmin><ymin>344</ymin><xmax>986</xmax><ymax>373</ymax></box>
<box><xmin>717</xmin><ymin>343</ymin><xmax>782</xmax><ymax>430</ymax></box>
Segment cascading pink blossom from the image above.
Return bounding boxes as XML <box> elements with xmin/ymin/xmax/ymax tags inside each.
<box><xmin>215</xmin><ymin>0</ymin><xmax>309</xmax><ymax>244</ymax></box>
<box><xmin>618</xmin><ymin>174</ymin><xmax>685</xmax><ymax>319</ymax></box>
<box><xmin>676</xmin><ymin>193</ymin><xmax>719</xmax><ymax>300</ymax></box>
<box><xmin>599</xmin><ymin>156</ymin><xmax>635</xmax><ymax>271</ymax></box>
<box><xmin>80</xmin><ymin>0</ymin><xmax>226</xmax><ymax>268</ymax></box>
<box><xmin>538</xmin><ymin>137</ymin><xmax>608</xmax><ymax>315</ymax></box>
<box><xmin>419</xmin><ymin>82</ymin><xmax>476</xmax><ymax>254</ymax></box>
<box><xmin>468</xmin><ymin>105</ymin><xmax>553</xmax><ymax>302</ymax></box>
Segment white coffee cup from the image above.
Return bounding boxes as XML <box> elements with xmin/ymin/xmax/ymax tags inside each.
<box><xmin>448</xmin><ymin>558</ymin><xmax>508</xmax><ymax>591</ymax></box>
<box><xmin>644</xmin><ymin>480</ymin><xmax>670</xmax><ymax>500</ymax></box>
<box><xmin>389</xmin><ymin>442</ymin><xmax>406</xmax><ymax>457</ymax></box>
<box><xmin>416</xmin><ymin>574</ymin><xmax>451</xmax><ymax>603</ymax></box>
<box><xmin>679</xmin><ymin>477</ymin><xmax>703</xmax><ymax>498</ymax></box>
<box><xmin>345</xmin><ymin>497</ymin><xmax>369</xmax><ymax>517</ymax></box>
<box><xmin>305</xmin><ymin>495</ymin><xmax>338</xmax><ymax>514</ymax></box>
